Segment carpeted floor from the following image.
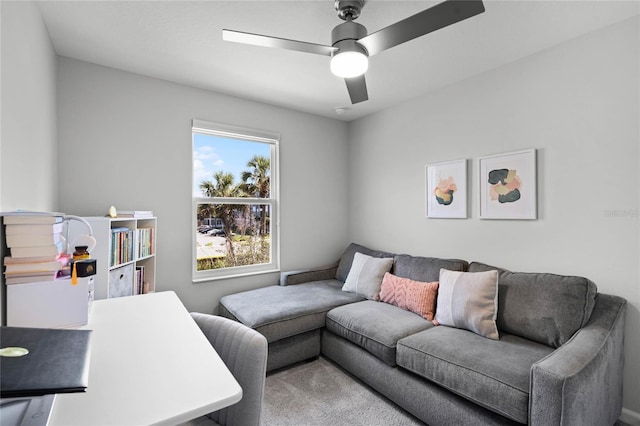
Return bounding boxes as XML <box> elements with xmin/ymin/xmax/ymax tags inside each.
<box><xmin>260</xmin><ymin>357</ymin><xmax>426</xmax><ymax>426</ymax></box>
<box><xmin>260</xmin><ymin>357</ymin><xmax>636</xmax><ymax>426</ymax></box>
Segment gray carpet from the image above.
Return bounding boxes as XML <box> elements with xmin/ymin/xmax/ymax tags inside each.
<box><xmin>260</xmin><ymin>357</ymin><xmax>426</xmax><ymax>426</ymax></box>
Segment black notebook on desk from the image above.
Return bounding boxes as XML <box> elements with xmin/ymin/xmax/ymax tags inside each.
<box><xmin>0</xmin><ymin>326</ymin><xmax>92</xmax><ymax>398</ymax></box>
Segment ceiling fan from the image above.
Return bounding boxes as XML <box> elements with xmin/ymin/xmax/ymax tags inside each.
<box><xmin>223</xmin><ymin>0</ymin><xmax>485</xmax><ymax>105</ymax></box>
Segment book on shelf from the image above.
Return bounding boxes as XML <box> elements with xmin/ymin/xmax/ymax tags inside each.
<box><xmin>2</xmin><ymin>214</ymin><xmax>63</xmax><ymax>225</ymax></box>
<box><xmin>135</xmin><ymin>265</ymin><xmax>145</xmax><ymax>294</ymax></box>
<box><xmin>4</xmin><ymin>222</ymin><xmax>64</xmax><ymax>236</ymax></box>
<box><xmin>9</xmin><ymin>245</ymin><xmax>59</xmax><ymax>259</ymax></box>
<box><xmin>117</xmin><ymin>210</ymin><xmax>153</xmax><ymax>218</ymax></box>
<box><xmin>5</xmin><ymin>232</ymin><xmax>63</xmax><ymax>247</ymax></box>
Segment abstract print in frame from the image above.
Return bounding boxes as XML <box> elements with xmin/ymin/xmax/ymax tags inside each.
<box><xmin>426</xmin><ymin>159</ymin><xmax>467</xmax><ymax>218</ymax></box>
<box><xmin>479</xmin><ymin>149</ymin><xmax>537</xmax><ymax>219</ymax></box>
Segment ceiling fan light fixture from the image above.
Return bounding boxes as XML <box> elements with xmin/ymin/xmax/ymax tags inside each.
<box><xmin>330</xmin><ymin>50</ymin><xmax>368</xmax><ymax>78</ymax></box>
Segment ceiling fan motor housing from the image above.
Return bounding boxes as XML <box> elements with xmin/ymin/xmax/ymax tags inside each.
<box><xmin>331</xmin><ymin>20</ymin><xmax>368</xmax><ymax>57</ymax></box>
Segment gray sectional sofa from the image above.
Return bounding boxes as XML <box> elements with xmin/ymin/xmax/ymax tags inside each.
<box><xmin>219</xmin><ymin>243</ymin><xmax>627</xmax><ymax>425</ymax></box>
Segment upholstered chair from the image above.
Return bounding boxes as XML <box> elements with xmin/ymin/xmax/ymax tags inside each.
<box><xmin>183</xmin><ymin>313</ymin><xmax>268</xmax><ymax>426</ymax></box>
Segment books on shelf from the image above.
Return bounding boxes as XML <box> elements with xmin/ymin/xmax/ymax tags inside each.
<box><xmin>135</xmin><ymin>265</ymin><xmax>148</xmax><ymax>295</ymax></box>
<box><xmin>117</xmin><ymin>210</ymin><xmax>153</xmax><ymax>218</ymax></box>
<box><xmin>110</xmin><ymin>227</ymin><xmax>134</xmax><ymax>267</ymax></box>
<box><xmin>135</xmin><ymin>227</ymin><xmax>155</xmax><ymax>258</ymax></box>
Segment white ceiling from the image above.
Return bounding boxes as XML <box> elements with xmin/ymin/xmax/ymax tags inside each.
<box><xmin>35</xmin><ymin>0</ymin><xmax>639</xmax><ymax>121</ymax></box>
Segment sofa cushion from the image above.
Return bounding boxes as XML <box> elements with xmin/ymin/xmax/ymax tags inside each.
<box><xmin>219</xmin><ymin>280</ymin><xmax>365</xmax><ymax>343</ymax></box>
<box><xmin>393</xmin><ymin>254</ymin><xmax>468</xmax><ymax>282</ymax></box>
<box><xmin>335</xmin><ymin>243</ymin><xmax>395</xmax><ymax>283</ymax></box>
<box><xmin>379</xmin><ymin>272</ymin><xmax>439</xmax><ymax>321</ymax></box>
<box><xmin>397</xmin><ymin>326</ymin><xmax>554</xmax><ymax>423</ymax></box>
<box><xmin>342</xmin><ymin>252</ymin><xmax>394</xmax><ymax>300</ymax></box>
<box><xmin>434</xmin><ymin>269</ymin><xmax>499</xmax><ymax>340</ymax></box>
<box><xmin>326</xmin><ymin>300</ymin><xmax>433</xmax><ymax>366</ymax></box>
<box><xmin>468</xmin><ymin>262</ymin><xmax>598</xmax><ymax>348</ymax></box>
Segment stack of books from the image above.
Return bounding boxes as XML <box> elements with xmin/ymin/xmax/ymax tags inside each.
<box><xmin>117</xmin><ymin>210</ymin><xmax>153</xmax><ymax>218</ymax></box>
<box><xmin>3</xmin><ymin>215</ymin><xmax>69</xmax><ymax>284</ymax></box>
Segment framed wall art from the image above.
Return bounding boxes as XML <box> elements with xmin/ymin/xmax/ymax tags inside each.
<box><xmin>478</xmin><ymin>149</ymin><xmax>537</xmax><ymax>220</ymax></box>
<box><xmin>425</xmin><ymin>159</ymin><xmax>467</xmax><ymax>218</ymax></box>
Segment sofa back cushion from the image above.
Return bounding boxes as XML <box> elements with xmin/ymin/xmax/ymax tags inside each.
<box><xmin>336</xmin><ymin>243</ymin><xmax>395</xmax><ymax>282</ymax></box>
<box><xmin>468</xmin><ymin>262</ymin><xmax>598</xmax><ymax>348</ymax></box>
<box><xmin>393</xmin><ymin>254</ymin><xmax>468</xmax><ymax>282</ymax></box>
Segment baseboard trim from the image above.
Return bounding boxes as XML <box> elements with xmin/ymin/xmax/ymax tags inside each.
<box><xmin>621</xmin><ymin>408</ymin><xmax>640</xmax><ymax>426</ymax></box>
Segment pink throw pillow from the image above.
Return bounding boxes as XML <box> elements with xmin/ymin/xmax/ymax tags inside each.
<box><xmin>379</xmin><ymin>272</ymin><xmax>439</xmax><ymax>321</ymax></box>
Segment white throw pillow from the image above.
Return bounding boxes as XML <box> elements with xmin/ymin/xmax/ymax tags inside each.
<box><xmin>434</xmin><ymin>269</ymin><xmax>499</xmax><ymax>340</ymax></box>
<box><xmin>342</xmin><ymin>252</ymin><xmax>394</xmax><ymax>301</ymax></box>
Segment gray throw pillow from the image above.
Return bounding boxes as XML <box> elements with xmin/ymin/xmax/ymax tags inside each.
<box><xmin>434</xmin><ymin>269</ymin><xmax>499</xmax><ymax>340</ymax></box>
<box><xmin>342</xmin><ymin>252</ymin><xmax>394</xmax><ymax>301</ymax></box>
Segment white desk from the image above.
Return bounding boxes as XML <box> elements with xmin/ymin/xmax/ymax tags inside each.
<box><xmin>49</xmin><ymin>291</ymin><xmax>242</xmax><ymax>425</ymax></box>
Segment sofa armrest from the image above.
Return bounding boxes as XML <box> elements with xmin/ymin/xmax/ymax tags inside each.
<box><xmin>529</xmin><ymin>294</ymin><xmax>626</xmax><ymax>426</ymax></box>
<box><xmin>279</xmin><ymin>263</ymin><xmax>339</xmax><ymax>286</ymax></box>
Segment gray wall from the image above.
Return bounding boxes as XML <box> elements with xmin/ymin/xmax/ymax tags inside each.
<box><xmin>1</xmin><ymin>1</ymin><xmax>58</xmax><ymax>212</ymax></box>
<box><xmin>56</xmin><ymin>58</ymin><xmax>350</xmax><ymax>314</ymax></box>
<box><xmin>0</xmin><ymin>0</ymin><xmax>58</xmax><ymax>323</ymax></box>
<box><xmin>347</xmin><ymin>16</ymin><xmax>639</xmax><ymax>416</ymax></box>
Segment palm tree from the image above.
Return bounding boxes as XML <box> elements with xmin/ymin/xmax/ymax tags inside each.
<box><xmin>199</xmin><ymin>172</ymin><xmax>243</xmax><ymax>262</ymax></box>
<box><xmin>241</xmin><ymin>155</ymin><xmax>270</xmax><ymax>236</ymax></box>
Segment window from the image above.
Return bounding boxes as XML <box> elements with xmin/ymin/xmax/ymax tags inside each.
<box><xmin>192</xmin><ymin>119</ymin><xmax>279</xmax><ymax>281</ymax></box>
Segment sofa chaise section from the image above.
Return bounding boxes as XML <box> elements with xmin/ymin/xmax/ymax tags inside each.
<box><xmin>220</xmin><ymin>279</ymin><xmax>364</xmax><ymax>371</ymax></box>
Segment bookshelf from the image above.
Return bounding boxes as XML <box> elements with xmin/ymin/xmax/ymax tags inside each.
<box><xmin>69</xmin><ymin>217</ymin><xmax>156</xmax><ymax>300</ymax></box>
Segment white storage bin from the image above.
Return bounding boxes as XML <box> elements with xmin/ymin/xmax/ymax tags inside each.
<box><xmin>108</xmin><ymin>263</ymin><xmax>134</xmax><ymax>298</ymax></box>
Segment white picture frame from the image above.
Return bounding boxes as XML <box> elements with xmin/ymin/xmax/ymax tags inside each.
<box><xmin>478</xmin><ymin>149</ymin><xmax>537</xmax><ymax>220</ymax></box>
<box><xmin>425</xmin><ymin>159</ymin><xmax>467</xmax><ymax>219</ymax></box>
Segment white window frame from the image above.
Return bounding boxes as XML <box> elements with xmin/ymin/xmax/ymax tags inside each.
<box><xmin>192</xmin><ymin>119</ymin><xmax>280</xmax><ymax>282</ymax></box>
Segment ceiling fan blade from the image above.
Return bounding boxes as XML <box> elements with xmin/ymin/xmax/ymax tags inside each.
<box><xmin>223</xmin><ymin>29</ymin><xmax>337</xmax><ymax>56</ymax></box>
<box><xmin>345</xmin><ymin>75</ymin><xmax>368</xmax><ymax>104</ymax></box>
<box><xmin>358</xmin><ymin>0</ymin><xmax>485</xmax><ymax>56</ymax></box>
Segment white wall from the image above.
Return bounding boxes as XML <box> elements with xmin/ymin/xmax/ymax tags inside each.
<box><xmin>0</xmin><ymin>1</ymin><xmax>58</xmax><ymax>323</ymax></box>
<box><xmin>348</xmin><ymin>17</ymin><xmax>640</xmax><ymax>417</ymax></box>
<box><xmin>56</xmin><ymin>58</ymin><xmax>350</xmax><ymax>313</ymax></box>
<box><xmin>0</xmin><ymin>1</ymin><xmax>58</xmax><ymax>211</ymax></box>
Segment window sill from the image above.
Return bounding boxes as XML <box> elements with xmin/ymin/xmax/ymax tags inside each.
<box><xmin>192</xmin><ymin>268</ymin><xmax>280</xmax><ymax>283</ymax></box>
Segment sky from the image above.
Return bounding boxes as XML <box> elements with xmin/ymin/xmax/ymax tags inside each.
<box><xmin>193</xmin><ymin>133</ymin><xmax>271</xmax><ymax>197</ymax></box>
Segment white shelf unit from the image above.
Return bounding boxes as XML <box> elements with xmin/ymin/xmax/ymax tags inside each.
<box><xmin>69</xmin><ymin>217</ymin><xmax>156</xmax><ymax>300</ymax></box>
